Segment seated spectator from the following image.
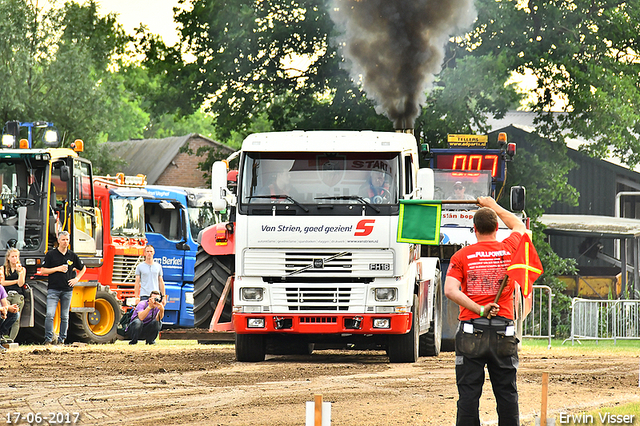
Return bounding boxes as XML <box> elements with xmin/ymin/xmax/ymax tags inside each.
<box><xmin>2</xmin><ymin>248</ymin><xmax>27</xmax><ymax>341</ymax></box>
<box><xmin>0</xmin><ymin>267</ymin><xmax>19</xmax><ymax>351</ymax></box>
<box><xmin>127</xmin><ymin>290</ymin><xmax>164</xmax><ymax>345</ymax></box>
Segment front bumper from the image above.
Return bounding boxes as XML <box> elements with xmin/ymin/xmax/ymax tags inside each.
<box><xmin>233</xmin><ymin>313</ymin><xmax>412</xmax><ymax>335</ymax></box>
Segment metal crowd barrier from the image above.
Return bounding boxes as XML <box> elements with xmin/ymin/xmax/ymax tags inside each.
<box><xmin>523</xmin><ymin>285</ymin><xmax>554</xmax><ymax>349</ymax></box>
<box><xmin>565</xmin><ymin>298</ymin><xmax>640</xmax><ymax>345</ymax></box>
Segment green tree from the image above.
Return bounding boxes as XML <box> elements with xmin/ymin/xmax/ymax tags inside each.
<box><xmin>0</xmin><ymin>0</ymin><xmax>146</xmax><ymax>174</ymax></box>
<box><xmin>173</xmin><ymin>0</ymin><xmax>393</xmax><ymax>139</ymax></box>
<box><xmin>464</xmin><ymin>0</ymin><xmax>640</xmax><ymax>168</ymax></box>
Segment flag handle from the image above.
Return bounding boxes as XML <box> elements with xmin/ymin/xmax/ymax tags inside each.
<box><xmin>441</xmin><ymin>199</ymin><xmax>480</xmax><ymax>205</ymax></box>
<box><xmin>494</xmin><ymin>275</ymin><xmax>509</xmax><ymax>304</ymax></box>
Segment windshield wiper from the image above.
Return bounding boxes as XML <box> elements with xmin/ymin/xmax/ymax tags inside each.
<box><xmin>314</xmin><ymin>195</ymin><xmax>380</xmax><ymax>213</ymax></box>
<box><xmin>248</xmin><ymin>195</ymin><xmax>309</xmax><ymax>212</ymax></box>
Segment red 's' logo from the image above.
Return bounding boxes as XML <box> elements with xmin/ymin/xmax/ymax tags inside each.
<box><xmin>355</xmin><ymin>219</ymin><xmax>375</xmax><ymax>236</ymax></box>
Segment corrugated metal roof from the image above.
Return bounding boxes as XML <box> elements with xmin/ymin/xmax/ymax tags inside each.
<box><xmin>540</xmin><ymin>214</ymin><xmax>640</xmax><ymax>238</ymax></box>
<box><xmin>107</xmin><ymin>134</ymin><xmax>234</xmax><ymax>184</ymax></box>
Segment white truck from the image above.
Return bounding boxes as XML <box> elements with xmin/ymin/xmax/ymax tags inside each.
<box><xmin>198</xmin><ymin>130</ymin><xmax>443</xmax><ymax>362</ymax></box>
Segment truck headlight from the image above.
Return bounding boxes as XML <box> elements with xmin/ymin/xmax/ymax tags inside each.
<box><xmin>247</xmin><ymin>318</ymin><xmax>265</xmax><ymax>328</ymax></box>
<box><xmin>241</xmin><ymin>287</ymin><xmax>264</xmax><ymax>301</ymax></box>
<box><xmin>373</xmin><ymin>318</ymin><xmax>391</xmax><ymax>329</ymax></box>
<box><xmin>374</xmin><ymin>288</ymin><xmax>397</xmax><ymax>302</ymax></box>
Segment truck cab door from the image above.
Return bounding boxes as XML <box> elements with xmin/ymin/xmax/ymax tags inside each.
<box><xmin>71</xmin><ymin>159</ymin><xmax>100</xmax><ymax>263</ymax></box>
<box><xmin>143</xmin><ymin>199</ymin><xmax>191</xmax><ymax>325</ymax></box>
<box><xmin>143</xmin><ymin>199</ymin><xmax>187</xmax><ymax>281</ymax></box>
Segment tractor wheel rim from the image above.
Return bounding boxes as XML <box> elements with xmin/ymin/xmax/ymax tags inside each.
<box><xmin>89</xmin><ymin>299</ymin><xmax>115</xmax><ymax>336</ymax></box>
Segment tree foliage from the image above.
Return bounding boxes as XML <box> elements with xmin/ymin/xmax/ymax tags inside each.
<box><xmin>465</xmin><ymin>0</ymin><xmax>640</xmax><ymax>168</ymax></box>
<box><xmin>0</xmin><ymin>0</ymin><xmax>145</xmax><ymax>174</ymax></box>
<box><xmin>174</xmin><ymin>0</ymin><xmax>395</xmax><ymax>138</ymax></box>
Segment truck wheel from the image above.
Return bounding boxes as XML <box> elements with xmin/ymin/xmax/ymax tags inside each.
<box><xmin>15</xmin><ymin>280</ymin><xmax>48</xmax><ymax>343</ymax></box>
<box><xmin>387</xmin><ymin>294</ymin><xmax>419</xmax><ymax>363</ymax></box>
<box><xmin>420</xmin><ymin>279</ymin><xmax>442</xmax><ymax>356</ymax></box>
<box><xmin>68</xmin><ymin>289</ymin><xmax>121</xmax><ymax>344</ymax></box>
<box><xmin>193</xmin><ymin>249</ymin><xmax>234</xmax><ymax>329</ymax></box>
<box><xmin>236</xmin><ymin>333</ymin><xmax>266</xmax><ymax>362</ymax></box>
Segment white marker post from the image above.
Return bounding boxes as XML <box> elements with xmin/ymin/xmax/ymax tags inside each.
<box><xmin>305</xmin><ymin>394</ymin><xmax>331</xmax><ymax>426</ymax></box>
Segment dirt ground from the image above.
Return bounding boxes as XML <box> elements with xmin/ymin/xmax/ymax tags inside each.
<box><xmin>1</xmin><ymin>341</ymin><xmax>639</xmax><ymax>426</ymax></box>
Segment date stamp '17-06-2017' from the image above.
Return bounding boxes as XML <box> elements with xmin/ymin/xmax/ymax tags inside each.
<box><xmin>5</xmin><ymin>412</ymin><xmax>80</xmax><ymax>425</ymax></box>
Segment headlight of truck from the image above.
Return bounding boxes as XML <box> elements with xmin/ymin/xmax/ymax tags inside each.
<box><xmin>374</xmin><ymin>288</ymin><xmax>397</xmax><ymax>302</ymax></box>
<box><xmin>241</xmin><ymin>287</ymin><xmax>264</xmax><ymax>301</ymax></box>
<box><xmin>247</xmin><ymin>318</ymin><xmax>265</xmax><ymax>328</ymax></box>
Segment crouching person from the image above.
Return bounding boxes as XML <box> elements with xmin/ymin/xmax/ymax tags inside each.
<box><xmin>127</xmin><ymin>290</ymin><xmax>164</xmax><ymax>345</ymax></box>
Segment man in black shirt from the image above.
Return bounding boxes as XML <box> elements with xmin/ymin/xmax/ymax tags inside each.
<box><xmin>40</xmin><ymin>231</ymin><xmax>86</xmax><ymax>345</ymax></box>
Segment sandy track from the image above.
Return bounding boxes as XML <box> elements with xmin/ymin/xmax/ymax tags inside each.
<box><xmin>1</xmin><ymin>343</ymin><xmax>638</xmax><ymax>425</ymax></box>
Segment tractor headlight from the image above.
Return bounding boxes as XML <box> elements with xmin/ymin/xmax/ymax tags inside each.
<box><xmin>374</xmin><ymin>288</ymin><xmax>397</xmax><ymax>302</ymax></box>
<box><xmin>241</xmin><ymin>287</ymin><xmax>264</xmax><ymax>301</ymax></box>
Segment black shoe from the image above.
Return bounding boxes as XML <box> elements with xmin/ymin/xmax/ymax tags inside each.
<box><xmin>145</xmin><ymin>341</ymin><xmax>156</xmax><ymax>345</ymax></box>
<box><xmin>129</xmin><ymin>340</ymin><xmax>138</xmax><ymax>345</ymax></box>
<box><xmin>0</xmin><ymin>338</ymin><xmax>12</xmax><ymax>345</ymax></box>
<box><xmin>43</xmin><ymin>340</ymin><xmax>53</xmax><ymax>346</ymax></box>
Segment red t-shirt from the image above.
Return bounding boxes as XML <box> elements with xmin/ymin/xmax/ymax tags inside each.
<box><xmin>446</xmin><ymin>232</ymin><xmax>522</xmax><ymax>321</ymax></box>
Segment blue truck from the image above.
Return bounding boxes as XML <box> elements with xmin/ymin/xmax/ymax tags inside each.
<box><xmin>142</xmin><ymin>186</ymin><xmax>221</xmax><ymax>327</ymax></box>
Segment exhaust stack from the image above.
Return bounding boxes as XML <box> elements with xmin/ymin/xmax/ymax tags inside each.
<box><xmin>394</xmin><ymin>119</ymin><xmax>414</xmax><ymax>135</ymax></box>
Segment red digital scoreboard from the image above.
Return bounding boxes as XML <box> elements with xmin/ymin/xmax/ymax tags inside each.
<box><xmin>431</xmin><ymin>149</ymin><xmax>505</xmax><ymax>180</ymax></box>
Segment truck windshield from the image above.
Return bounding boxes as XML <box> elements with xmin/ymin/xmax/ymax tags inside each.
<box><xmin>111</xmin><ymin>197</ymin><xmax>145</xmax><ymax>237</ymax></box>
<box><xmin>240</xmin><ymin>152</ymin><xmax>399</xmax><ymax>206</ymax></box>
<box><xmin>433</xmin><ymin>170</ymin><xmax>491</xmax><ymax>210</ymax></box>
<box><xmin>0</xmin><ymin>160</ymin><xmax>49</xmax><ymax>251</ymax></box>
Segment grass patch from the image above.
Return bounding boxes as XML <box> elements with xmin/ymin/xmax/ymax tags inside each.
<box><xmin>556</xmin><ymin>402</ymin><xmax>640</xmax><ymax>425</ymax></box>
<box><xmin>522</xmin><ymin>337</ymin><xmax>640</xmax><ymax>353</ymax></box>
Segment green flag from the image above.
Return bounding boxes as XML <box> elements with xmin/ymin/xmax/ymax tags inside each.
<box><xmin>397</xmin><ymin>200</ymin><xmax>442</xmax><ymax>245</ymax></box>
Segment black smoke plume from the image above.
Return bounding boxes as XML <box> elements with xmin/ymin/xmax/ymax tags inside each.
<box><xmin>329</xmin><ymin>0</ymin><xmax>476</xmax><ymax>129</ymax></box>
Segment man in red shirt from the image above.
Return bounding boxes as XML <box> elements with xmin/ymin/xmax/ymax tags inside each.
<box><xmin>444</xmin><ymin>196</ymin><xmax>526</xmax><ymax>426</ymax></box>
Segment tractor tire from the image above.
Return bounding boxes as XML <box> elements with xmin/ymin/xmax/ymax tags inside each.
<box><xmin>387</xmin><ymin>294</ymin><xmax>420</xmax><ymax>363</ymax></box>
<box><xmin>236</xmin><ymin>333</ymin><xmax>266</xmax><ymax>362</ymax></box>
<box><xmin>15</xmin><ymin>280</ymin><xmax>48</xmax><ymax>344</ymax></box>
<box><xmin>68</xmin><ymin>288</ymin><xmax>121</xmax><ymax>344</ymax></box>
<box><xmin>193</xmin><ymin>248</ymin><xmax>234</xmax><ymax>329</ymax></box>
<box><xmin>420</xmin><ymin>279</ymin><xmax>442</xmax><ymax>356</ymax></box>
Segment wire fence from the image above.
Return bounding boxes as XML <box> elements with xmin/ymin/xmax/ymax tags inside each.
<box><xmin>523</xmin><ymin>285</ymin><xmax>554</xmax><ymax>349</ymax></box>
<box><xmin>564</xmin><ymin>298</ymin><xmax>640</xmax><ymax>345</ymax></box>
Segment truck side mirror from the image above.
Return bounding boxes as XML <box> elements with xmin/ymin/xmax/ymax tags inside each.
<box><xmin>212</xmin><ymin>161</ymin><xmax>229</xmax><ymax>211</ymax></box>
<box><xmin>176</xmin><ymin>241</ymin><xmax>191</xmax><ymax>251</ymax></box>
<box><xmin>510</xmin><ymin>186</ymin><xmax>526</xmax><ymax>211</ymax></box>
<box><xmin>60</xmin><ymin>165</ymin><xmax>70</xmax><ymax>181</ymax></box>
<box><xmin>416</xmin><ymin>168</ymin><xmax>434</xmax><ymax>200</ymax></box>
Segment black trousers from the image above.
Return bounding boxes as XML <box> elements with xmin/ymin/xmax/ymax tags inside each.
<box><xmin>455</xmin><ymin>319</ymin><xmax>519</xmax><ymax>426</ymax></box>
<box><xmin>128</xmin><ymin>318</ymin><xmax>162</xmax><ymax>344</ymax></box>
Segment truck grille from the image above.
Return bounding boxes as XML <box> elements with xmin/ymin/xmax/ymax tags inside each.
<box><xmin>243</xmin><ymin>250</ymin><xmax>394</xmax><ymax>278</ymax></box>
<box><xmin>112</xmin><ymin>255</ymin><xmax>143</xmax><ymax>283</ymax></box>
<box><xmin>271</xmin><ymin>286</ymin><xmax>366</xmax><ymax>312</ymax></box>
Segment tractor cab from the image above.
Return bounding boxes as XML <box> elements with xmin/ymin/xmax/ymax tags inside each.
<box><xmin>0</xmin><ymin>149</ymin><xmax>99</xmax><ymax>268</ymax></box>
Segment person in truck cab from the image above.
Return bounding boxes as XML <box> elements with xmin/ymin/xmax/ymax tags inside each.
<box><xmin>446</xmin><ymin>181</ymin><xmax>476</xmax><ymax>210</ymax></box>
<box><xmin>360</xmin><ymin>169</ymin><xmax>391</xmax><ymax>203</ymax></box>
